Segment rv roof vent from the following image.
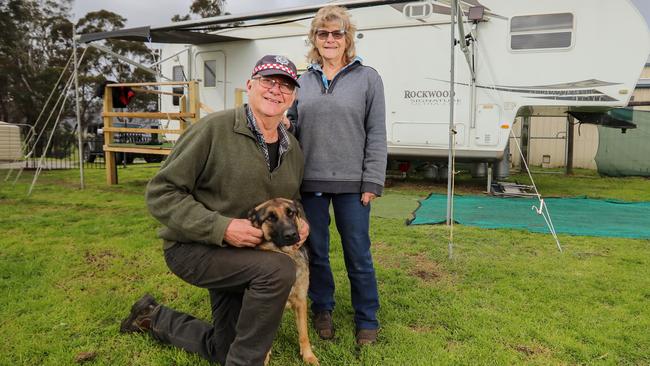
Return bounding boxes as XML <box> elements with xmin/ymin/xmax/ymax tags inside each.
<box><xmin>403</xmin><ymin>1</ymin><xmax>433</xmax><ymax>20</ymax></box>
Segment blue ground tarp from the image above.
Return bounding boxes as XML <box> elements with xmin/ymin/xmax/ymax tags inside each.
<box><xmin>410</xmin><ymin>194</ymin><xmax>650</xmax><ymax>239</ymax></box>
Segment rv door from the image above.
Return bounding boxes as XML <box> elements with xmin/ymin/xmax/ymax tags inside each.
<box><xmin>195</xmin><ymin>50</ymin><xmax>226</xmax><ymax>116</ymax></box>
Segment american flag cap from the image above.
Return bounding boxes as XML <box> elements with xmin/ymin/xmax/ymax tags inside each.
<box><xmin>251</xmin><ymin>55</ymin><xmax>300</xmax><ymax>87</ymax></box>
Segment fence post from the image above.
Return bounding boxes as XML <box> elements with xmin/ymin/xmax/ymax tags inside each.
<box><xmin>104</xmin><ymin>86</ymin><xmax>117</xmax><ymax>184</ymax></box>
<box><xmin>73</xmin><ymin>25</ymin><xmax>85</xmax><ymax>189</ymax></box>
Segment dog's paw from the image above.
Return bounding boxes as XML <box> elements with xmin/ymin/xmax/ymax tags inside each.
<box><xmin>302</xmin><ymin>352</ymin><xmax>319</xmax><ymax>365</ymax></box>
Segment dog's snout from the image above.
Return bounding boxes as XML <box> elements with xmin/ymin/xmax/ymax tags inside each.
<box><xmin>283</xmin><ymin>231</ymin><xmax>298</xmax><ymax>244</ymax></box>
<box><xmin>273</xmin><ymin>227</ymin><xmax>299</xmax><ymax>247</ymax></box>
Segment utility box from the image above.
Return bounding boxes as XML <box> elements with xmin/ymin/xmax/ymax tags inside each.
<box><xmin>0</xmin><ymin>122</ymin><xmax>23</xmax><ymax>161</ymax></box>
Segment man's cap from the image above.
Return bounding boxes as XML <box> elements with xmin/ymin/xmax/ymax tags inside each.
<box><xmin>251</xmin><ymin>55</ymin><xmax>300</xmax><ymax>87</ymax></box>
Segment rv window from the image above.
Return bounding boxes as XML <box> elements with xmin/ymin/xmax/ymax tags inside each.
<box><xmin>510</xmin><ymin>13</ymin><xmax>573</xmax><ymax>50</ymax></box>
<box><xmin>172</xmin><ymin>66</ymin><xmax>185</xmax><ymax>106</ymax></box>
<box><xmin>172</xmin><ymin>65</ymin><xmax>185</xmax><ymax>81</ymax></box>
<box><xmin>204</xmin><ymin>60</ymin><xmax>217</xmax><ymax>87</ymax></box>
<box><xmin>511</xmin><ymin>32</ymin><xmax>572</xmax><ymax>50</ymax></box>
<box><xmin>511</xmin><ymin>13</ymin><xmax>573</xmax><ymax>33</ymax></box>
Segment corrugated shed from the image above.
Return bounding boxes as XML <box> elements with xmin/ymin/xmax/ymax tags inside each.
<box><xmin>509</xmin><ymin>117</ymin><xmax>598</xmax><ymax>169</ymax></box>
<box><xmin>0</xmin><ymin>122</ymin><xmax>23</xmax><ymax>161</ymax></box>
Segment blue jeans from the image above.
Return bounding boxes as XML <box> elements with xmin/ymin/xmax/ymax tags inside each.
<box><xmin>302</xmin><ymin>192</ymin><xmax>380</xmax><ymax>330</ymax></box>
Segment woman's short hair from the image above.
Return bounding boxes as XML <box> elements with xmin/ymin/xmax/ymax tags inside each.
<box><xmin>307</xmin><ymin>5</ymin><xmax>357</xmax><ymax>65</ymax></box>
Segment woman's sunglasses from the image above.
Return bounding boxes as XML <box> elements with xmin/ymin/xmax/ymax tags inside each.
<box><xmin>315</xmin><ymin>30</ymin><xmax>346</xmax><ymax>40</ymax></box>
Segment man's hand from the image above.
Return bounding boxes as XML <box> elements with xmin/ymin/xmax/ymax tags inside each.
<box><xmin>224</xmin><ymin>219</ymin><xmax>263</xmax><ymax>248</ymax></box>
<box><xmin>297</xmin><ymin>218</ymin><xmax>310</xmax><ymax>246</ymax></box>
<box><xmin>361</xmin><ymin>192</ymin><xmax>376</xmax><ymax>206</ymax></box>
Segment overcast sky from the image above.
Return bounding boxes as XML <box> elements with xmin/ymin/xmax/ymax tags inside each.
<box><xmin>72</xmin><ymin>0</ymin><xmax>650</xmax><ymax>29</ymax></box>
<box><xmin>72</xmin><ymin>0</ymin><xmax>324</xmax><ymax>27</ymax></box>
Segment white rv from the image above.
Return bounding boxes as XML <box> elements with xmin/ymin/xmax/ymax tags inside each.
<box><xmin>82</xmin><ymin>0</ymin><xmax>650</xmax><ymax>165</ymax></box>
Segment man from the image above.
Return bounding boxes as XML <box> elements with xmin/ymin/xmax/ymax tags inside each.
<box><xmin>119</xmin><ymin>55</ymin><xmax>308</xmax><ymax>366</ymax></box>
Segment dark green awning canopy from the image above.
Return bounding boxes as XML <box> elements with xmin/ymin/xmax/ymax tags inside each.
<box><xmin>569</xmin><ymin>108</ymin><xmax>637</xmax><ymax>130</ymax></box>
<box><xmin>77</xmin><ymin>26</ymin><xmax>241</xmax><ymax>44</ymax></box>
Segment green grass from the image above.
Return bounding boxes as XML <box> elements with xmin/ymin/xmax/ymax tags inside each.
<box><xmin>1</xmin><ymin>166</ymin><xmax>649</xmax><ymax>365</ymax></box>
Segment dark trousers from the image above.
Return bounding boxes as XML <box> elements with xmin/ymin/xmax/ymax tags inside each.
<box><xmin>150</xmin><ymin>243</ymin><xmax>296</xmax><ymax>366</ymax></box>
<box><xmin>302</xmin><ymin>192</ymin><xmax>380</xmax><ymax>330</ymax></box>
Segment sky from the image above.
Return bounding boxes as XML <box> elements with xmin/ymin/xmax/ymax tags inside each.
<box><xmin>72</xmin><ymin>0</ymin><xmax>650</xmax><ymax>29</ymax></box>
<box><xmin>72</xmin><ymin>0</ymin><xmax>324</xmax><ymax>27</ymax></box>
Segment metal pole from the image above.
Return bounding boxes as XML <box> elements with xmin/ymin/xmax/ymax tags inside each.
<box><xmin>73</xmin><ymin>25</ymin><xmax>85</xmax><ymax>189</ymax></box>
<box><xmin>520</xmin><ymin>116</ymin><xmax>530</xmax><ymax>170</ymax></box>
<box><xmin>446</xmin><ymin>0</ymin><xmax>457</xmax><ymax>259</ymax></box>
<box><xmin>565</xmin><ymin>115</ymin><xmax>574</xmax><ymax>175</ymax></box>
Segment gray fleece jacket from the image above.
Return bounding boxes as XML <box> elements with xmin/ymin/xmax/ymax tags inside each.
<box><xmin>288</xmin><ymin>59</ymin><xmax>387</xmax><ymax>195</ymax></box>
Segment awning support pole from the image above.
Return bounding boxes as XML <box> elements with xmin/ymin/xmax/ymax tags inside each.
<box><xmin>84</xmin><ymin>42</ymin><xmax>167</xmax><ymax>79</ymax></box>
<box><xmin>446</xmin><ymin>0</ymin><xmax>458</xmax><ymax>260</ymax></box>
<box><xmin>73</xmin><ymin>25</ymin><xmax>85</xmax><ymax>190</ymax></box>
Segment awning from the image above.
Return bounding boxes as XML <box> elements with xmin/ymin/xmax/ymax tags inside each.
<box><xmin>77</xmin><ymin>26</ymin><xmax>241</xmax><ymax>44</ymax></box>
<box><xmin>569</xmin><ymin>108</ymin><xmax>637</xmax><ymax>130</ymax></box>
<box><xmin>77</xmin><ymin>0</ymin><xmax>415</xmax><ymax>44</ymax></box>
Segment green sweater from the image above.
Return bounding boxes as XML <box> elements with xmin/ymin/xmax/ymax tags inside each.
<box><xmin>146</xmin><ymin>106</ymin><xmax>304</xmax><ymax>249</ymax></box>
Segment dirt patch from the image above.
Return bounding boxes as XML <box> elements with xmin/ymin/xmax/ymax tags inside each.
<box><xmin>386</xmin><ymin>178</ymin><xmax>486</xmax><ymax>195</ymax></box>
<box><xmin>408</xmin><ymin>324</ymin><xmax>433</xmax><ymax>333</ymax></box>
<box><xmin>574</xmin><ymin>249</ymin><xmax>610</xmax><ymax>259</ymax></box>
<box><xmin>373</xmin><ymin>242</ymin><xmax>447</xmax><ymax>283</ymax></box>
<box><xmin>513</xmin><ymin>344</ymin><xmax>550</xmax><ymax>357</ymax></box>
<box><xmin>74</xmin><ymin>351</ymin><xmax>97</xmax><ymax>363</ymax></box>
<box><xmin>84</xmin><ymin>250</ymin><xmax>118</xmax><ymax>271</ymax></box>
<box><xmin>445</xmin><ymin>340</ymin><xmax>461</xmax><ymax>351</ymax></box>
<box><xmin>407</xmin><ymin>252</ymin><xmax>445</xmax><ymax>283</ymax></box>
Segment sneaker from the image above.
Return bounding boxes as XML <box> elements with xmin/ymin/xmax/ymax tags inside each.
<box><xmin>356</xmin><ymin>328</ymin><xmax>378</xmax><ymax>346</ymax></box>
<box><xmin>311</xmin><ymin>311</ymin><xmax>335</xmax><ymax>340</ymax></box>
<box><xmin>119</xmin><ymin>294</ymin><xmax>159</xmax><ymax>333</ymax></box>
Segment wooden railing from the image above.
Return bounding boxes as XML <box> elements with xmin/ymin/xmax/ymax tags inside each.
<box><xmin>102</xmin><ymin>81</ymin><xmax>200</xmax><ymax>184</ymax></box>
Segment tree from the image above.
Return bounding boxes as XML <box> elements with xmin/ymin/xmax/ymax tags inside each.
<box><xmin>172</xmin><ymin>0</ymin><xmax>226</xmax><ymax>21</ymax></box>
<box><xmin>75</xmin><ymin>10</ymin><xmax>157</xmax><ymax>132</ymax></box>
<box><xmin>0</xmin><ymin>0</ymin><xmax>73</xmax><ymax>124</ymax></box>
<box><xmin>0</xmin><ymin>0</ymin><xmax>158</xmax><ymax>159</ymax></box>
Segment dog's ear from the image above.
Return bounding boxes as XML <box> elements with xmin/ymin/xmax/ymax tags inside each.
<box><xmin>248</xmin><ymin>208</ymin><xmax>262</xmax><ymax>227</ymax></box>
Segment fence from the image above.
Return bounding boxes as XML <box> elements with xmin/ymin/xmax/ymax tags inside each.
<box><xmin>0</xmin><ymin>127</ymin><xmax>103</xmax><ymax>172</ymax></box>
<box><xmin>1</xmin><ymin>123</ymin><xmax>172</xmax><ymax>173</ymax></box>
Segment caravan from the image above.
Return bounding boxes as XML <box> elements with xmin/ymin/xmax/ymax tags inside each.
<box><xmin>81</xmin><ymin>0</ymin><xmax>650</xmax><ymax>167</ymax></box>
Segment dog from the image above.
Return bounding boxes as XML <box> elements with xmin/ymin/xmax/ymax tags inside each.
<box><xmin>248</xmin><ymin>198</ymin><xmax>319</xmax><ymax>366</ymax></box>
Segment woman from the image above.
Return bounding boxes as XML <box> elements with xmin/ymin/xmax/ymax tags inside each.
<box><xmin>287</xmin><ymin>5</ymin><xmax>387</xmax><ymax>346</ymax></box>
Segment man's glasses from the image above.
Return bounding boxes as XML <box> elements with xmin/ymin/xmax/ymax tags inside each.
<box><xmin>315</xmin><ymin>30</ymin><xmax>346</xmax><ymax>40</ymax></box>
<box><xmin>253</xmin><ymin>76</ymin><xmax>295</xmax><ymax>94</ymax></box>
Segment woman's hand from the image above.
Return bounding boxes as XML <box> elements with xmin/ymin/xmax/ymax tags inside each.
<box><xmin>361</xmin><ymin>192</ymin><xmax>376</xmax><ymax>206</ymax></box>
<box><xmin>297</xmin><ymin>219</ymin><xmax>310</xmax><ymax>246</ymax></box>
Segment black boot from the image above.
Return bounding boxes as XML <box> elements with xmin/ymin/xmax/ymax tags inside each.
<box><xmin>120</xmin><ymin>294</ymin><xmax>159</xmax><ymax>333</ymax></box>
